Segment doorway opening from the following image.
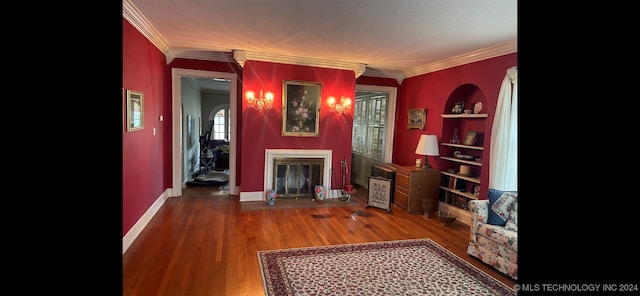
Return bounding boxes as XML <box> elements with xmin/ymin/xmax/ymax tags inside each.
<box><xmin>351</xmin><ymin>85</ymin><xmax>397</xmax><ymax>189</ymax></box>
<box><xmin>172</xmin><ymin>68</ymin><xmax>238</xmax><ymax>197</ymax></box>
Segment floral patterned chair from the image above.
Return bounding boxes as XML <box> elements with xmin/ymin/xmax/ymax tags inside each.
<box><xmin>467</xmin><ymin>189</ymin><xmax>518</xmax><ymax>279</ymax></box>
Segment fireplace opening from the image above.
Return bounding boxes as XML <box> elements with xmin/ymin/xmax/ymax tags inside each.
<box><xmin>274</xmin><ymin>158</ymin><xmax>323</xmax><ymax>198</ymax></box>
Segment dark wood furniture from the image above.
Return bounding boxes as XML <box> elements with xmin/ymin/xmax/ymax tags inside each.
<box><xmin>393</xmin><ymin>165</ymin><xmax>441</xmax><ymax>215</ymax></box>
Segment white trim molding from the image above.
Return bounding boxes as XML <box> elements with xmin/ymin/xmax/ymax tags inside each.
<box><xmin>122</xmin><ymin>189</ymin><xmax>171</xmax><ymax>254</ymax></box>
<box><xmin>122</xmin><ymin>0</ymin><xmax>171</xmax><ymax>58</ymax></box>
<box><xmin>171</xmin><ymin>68</ymin><xmax>239</xmax><ymax>197</ymax></box>
<box><xmin>403</xmin><ymin>40</ymin><xmax>518</xmax><ymax>78</ymax></box>
<box><xmin>233</xmin><ymin>50</ymin><xmax>366</xmax><ymax>78</ymax></box>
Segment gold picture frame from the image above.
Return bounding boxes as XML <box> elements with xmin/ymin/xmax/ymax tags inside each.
<box><xmin>407</xmin><ymin>108</ymin><xmax>426</xmax><ymax>130</ymax></box>
<box><xmin>463</xmin><ymin>130</ymin><xmax>478</xmax><ymax>146</ymax></box>
<box><xmin>126</xmin><ymin>90</ymin><xmax>144</xmax><ymax>132</ymax></box>
<box><xmin>282</xmin><ymin>80</ymin><xmax>321</xmax><ymax>137</ymax></box>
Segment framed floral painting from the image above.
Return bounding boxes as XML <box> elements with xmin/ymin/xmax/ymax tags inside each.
<box><xmin>282</xmin><ymin>80</ymin><xmax>321</xmax><ymax>137</ymax></box>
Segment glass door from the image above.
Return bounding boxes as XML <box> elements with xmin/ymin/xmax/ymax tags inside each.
<box><xmin>351</xmin><ymin>92</ymin><xmax>388</xmax><ymax>188</ymax></box>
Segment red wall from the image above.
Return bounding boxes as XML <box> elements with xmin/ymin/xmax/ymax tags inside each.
<box><xmin>392</xmin><ymin>53</ymin><xmax>518</xmax><ymax>198</ymax></box>
<box><xmin>123</xmin><ymin>14</ymin><xmax>516</xmax><ymax>236</ymax></box>
<box><xmin>122</xmin><ymin>19</ymin><xmax>171</xmax><ymax>235</ymax></box>
<box><xmin>240</xmin><ymin>60</ymin><xmax>356</xmax><ymax>192</ymax></box>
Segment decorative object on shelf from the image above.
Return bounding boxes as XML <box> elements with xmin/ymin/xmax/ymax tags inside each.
<box><xmin>473</xmin><ymin>102</ymin><xmax>483</xmax><ymax>114</ymax></box>
<box><xmin>449</xmin><ymin>128</ymin><xmax>460</xmax><ymax>144</ymax></box>
<box><xmin>246</xmin><ymin>90</ymin><xmax>274</xmax><ymax>110</ymax></box>
<box><xmin>451</xmin><ymin>101</ymin><xmax>464</xmax><ymax>114</ymax></box>
<box><xmin>415</xmin><ymin>158</ymin><xmax>422</xmax><ymax>168</ymax></box>
<box><xmin>266</xmin><ymin>189</ymin><xmax>277</xmax><ymax>206</ymax></box>
<box><xmin>453</xmin><ymin>150</ymin><xmax>475</xmax><ymax>160</ymax></box>
<box><xmin>327</xmin><ymin>96</ymin><xmax>352</xmax><ymax>114</ymax></box>
<box><xmin>463</xmin><ymin>130</ymin><xmax>478</xmax><ymax>146</ymax></box>
<box><xmin>407</xmin><ymin>108</ymin><xmax>427</xmax><ymax>130</ymax></box>
<box><xmin>473</xmin><ymin>184</ymin><xmax>481</xmax><ymax>196</ymax></box>
<box><xmin>435</xmin><ymin>211</ymin><xmax>457</xmax><ymax>225</ymax></box>
<box><xmin>282</xmin><ymin>80</ymin><xmax>321</xmax><ymax>137</ymax></box>
<box><xmin>126</xmin><ymin>89</ymin><xmax>144</xmax><ymax>132</ymax></box>
<box><xmin>415</xmin><ymin>135</ymin><xmax>439</xmax><ymax>169</ymax></box>
<box><xmin>459</xmin><ymin>165</ymin><xmax>471</xmax><ymax>176</ymax></box>
<box><xmin>314</xmin><ymin>185</ymin><xmax>326</xmax><ymax>203</ymax></box>
<box><xmin>464</xmin><ymin>109</ymin><xmax>472</xmax><ymax>114</ymax></box>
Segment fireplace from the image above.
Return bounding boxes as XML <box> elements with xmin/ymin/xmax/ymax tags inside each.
<box><xmin>264</xmin><ymin>149</ymin><xmax>333</xmax><ymax>198</ymax></box>
<box><xmin>274</xmin><ymin>158</ymin><xmax>323</xmax><ymax>198</ymax></box>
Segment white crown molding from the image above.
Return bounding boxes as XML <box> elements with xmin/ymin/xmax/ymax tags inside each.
<box><xmin>171</xmin><ymin>49</ymin><xmax>235</xmax><ymax>63</ymax></box>
<box><xmin>362</xmin><ymin>68</ymin><xmax>405</xmax><ymax>85</ymax></box>
<box><xmin>403</xmin><ymin>40</ymin><xmax>518</xmax><ymax>78</ymax></box>
<box><xmin>233</xmin><ymin>50</ymin><xmax>366</xmax><ymax>78</ymax></box>
<box><xmin>123</xmin><ymin>0</ymin><xmax>516</xmax><ymax>77</ymax></box>
<box><xmin>122</xmin><ymin>0</ymin><xmax>172</xmax><ymax>63</ymax></box>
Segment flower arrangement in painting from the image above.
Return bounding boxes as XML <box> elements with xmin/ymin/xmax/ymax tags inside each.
<box><xmin>288</xmin><ymin>88</ymin><xmax>315</xmax><ymax>132</ymax></box>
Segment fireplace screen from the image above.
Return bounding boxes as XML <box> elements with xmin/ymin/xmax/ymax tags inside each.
<box><xmin>274</xmin><ymin>158</ymin><xmax>323</xmax><ymax>198</ymax></box>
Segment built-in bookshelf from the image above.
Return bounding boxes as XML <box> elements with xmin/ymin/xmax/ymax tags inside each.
<box><xmin>438</xmin><ymin>85</ymin><xmax>488</xmax><ymax>225</ymax></box>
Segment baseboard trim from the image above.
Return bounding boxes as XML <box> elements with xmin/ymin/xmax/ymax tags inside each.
<box><xmin>122</xmin><ymin>189</ymin><xmax>171</xmax><ymax>254</ymax></box>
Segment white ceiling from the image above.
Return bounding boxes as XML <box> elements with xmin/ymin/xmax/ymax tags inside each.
<box><xmin>125</xmin><ymin>0</ymin><xmax>517</xmax><ymax>90</ymax></box>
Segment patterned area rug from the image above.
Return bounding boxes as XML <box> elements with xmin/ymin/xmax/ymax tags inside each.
<box><xmin>257</xmin><ymin>238</ymin><xmax>516</xmax><ymax>296</ymax></box>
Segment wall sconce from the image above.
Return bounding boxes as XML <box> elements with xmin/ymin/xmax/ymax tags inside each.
<box><xmin>327</xmin><ymin>96</ymin><xmax>352</xmax><ymax>114</ymax></box>
<box><xmin>246</xmin><ymin>90</ymin><xmax>274</xmax><ymax>110</ymax></box>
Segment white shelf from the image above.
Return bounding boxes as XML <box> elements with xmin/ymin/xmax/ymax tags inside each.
<box><xmin>441</xmin><ymin>143</ymin><xmax>483</xmax><ymax>150</ymax></box>
<box><xmin>440</xmin><ymin>156</ymin><xmax>482</xmax><ymax>166</ymax></box>
<box><xmin>440</xmin><ymin>172</ymin><xmax>479</xmax><ymax>184</ymax></box>
<box><xmin>439</xmin><ymin>186</ymin><xmax>479</xmax><ymax>200</ymax></box>
<box><xmin>441</xmin><ymin>114</ymin><xmax>488</xmax><ymax>119</ymax></box>
<box><xmin>438</xmin><ymin>202</ymin><xmax>471</xmax><ymax>226</ymax></box>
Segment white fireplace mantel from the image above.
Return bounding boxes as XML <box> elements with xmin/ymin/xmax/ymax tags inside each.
<box><xmin>264</xmin><ymin>149</ymin><xmax>332</xmax><ymax>192</ymax></box>
<box><xmin>239</xmin><ymin>149</ymin><xmax>333</xmax><ymax>202</ymax></box>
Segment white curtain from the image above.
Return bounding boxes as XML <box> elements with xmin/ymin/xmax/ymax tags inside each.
<box><xmin>489</xmin><ymin>66</ymin><xmax>518</xmax><ymax>191</ymax></box>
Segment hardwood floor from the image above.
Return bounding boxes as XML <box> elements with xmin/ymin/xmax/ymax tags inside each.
<box><xmin>123</xmin><ymin>184</ymin><xmax>516</xmax><ymax>295</ymax></box>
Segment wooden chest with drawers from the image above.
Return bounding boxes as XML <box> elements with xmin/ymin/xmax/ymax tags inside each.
<box><xmin>393</xmin><ymin>165</ymin><xmax>441</xmax><ymax>214</ymax></box>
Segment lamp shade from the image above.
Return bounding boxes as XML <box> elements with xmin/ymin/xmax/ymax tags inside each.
<box><xmin>415</xmin><ymin>135</ymin><xmax>439</xmax><ymax>156</ymax></box>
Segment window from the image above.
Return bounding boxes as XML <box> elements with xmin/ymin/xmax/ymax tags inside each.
<box><xmin>353</xmin><ymin>95</ymin><xmax>387</xmax><ymax>160</ymax></box>
<box><xmin>210</xmin><ymin>106</ymin><xmax>230</xmax><ymax>141</ymax></box>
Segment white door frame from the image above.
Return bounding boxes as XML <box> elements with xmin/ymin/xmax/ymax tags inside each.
<box><xmin>171</xmin><ymin>68</ymin><xmax>238</xmax><ymax>196</ymax></box>
<box><xmin>355</xmin><ymin>84</ymin><xmax>397</xmax><ymax>163</ymax></box>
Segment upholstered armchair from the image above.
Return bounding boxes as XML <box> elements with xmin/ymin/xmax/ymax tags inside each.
<box><xmin>467</xmin><ymin>190</ymin><xmax>518</xmax><ymax>280</ymax></box>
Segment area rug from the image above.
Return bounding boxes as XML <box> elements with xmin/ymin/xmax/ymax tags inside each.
<box><xmin>241</xmin><ymin>198</ymin><xmax>360</xmax><ymax>211</ymax></box>
<box><xmin>186</xmin><ymin>171</ymin><xmax>229</xmax><ymax>186</ymax></box>
<box><xmin>257</xmin><ymin>238</ymin><xmax>515</xmax><ymax>296</ymax></box>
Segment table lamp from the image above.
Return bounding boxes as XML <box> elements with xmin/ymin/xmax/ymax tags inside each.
<box><xmin>415</xmin><ymin>134</ymin><xmax>439</xmax><ymax>169</ymax></box>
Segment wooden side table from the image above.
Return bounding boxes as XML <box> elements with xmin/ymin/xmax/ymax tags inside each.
<box><xmin>393</xmin><ymin>165</ymin><xmax>441</xmax><ymax>214</ymax></box>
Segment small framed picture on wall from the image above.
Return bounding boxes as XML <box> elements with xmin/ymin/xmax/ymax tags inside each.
<box><xmin>126</xmin><ymin>89</ymin><xmax>144</xmax><ymax>132</ymax></box>
<box><xmin>407</xmin><ymin>108</ymin><xmax>426</xmax><ymax>130</ymax></box>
